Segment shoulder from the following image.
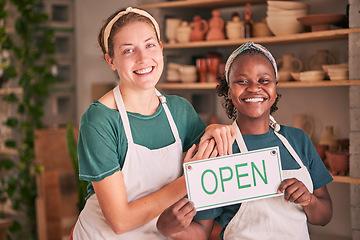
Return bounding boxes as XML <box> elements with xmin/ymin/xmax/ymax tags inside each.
<box><xmin>81</xmin><ymin>101</ymin><xmax>119</xmax><ymax>125</ymax></box>
<box><xmin>279</xmin><ymin>125</ymin><xmax>310</xmax><ymax>142</ymax></box>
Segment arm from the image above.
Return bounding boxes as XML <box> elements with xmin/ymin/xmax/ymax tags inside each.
<box><xmin>93</xmin><ymin>139</ymin><xmax>217</xmax><ymax>235</ymax></box>
<box><xmin>200</xmin><ymin>124</ymin><xmax>236</xmax><ymax>156</ymax></box>
<box><xmin>277</xmin><ymin>178</ymin><xmax>332</xmax><ymax>226</ymax></box>
<box><xmin>156</xmin><ymin>198</ymin><xmax>214</xmax><ymax>240</ymax></box>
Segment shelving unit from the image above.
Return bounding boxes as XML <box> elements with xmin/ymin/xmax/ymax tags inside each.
<box><xmin>157</xmin><ymin>80</ymin><xmax>360</xmax><ymax>90</ymax></box>
<box><xmin>138</xmin><ymin>0</ymin><xmax>266</xmax><ymax>9</ymax></box>
<box><xmin>161</xmin><ymin>28</ymin><xmax>360</xmax><ymax>49</ymax></box>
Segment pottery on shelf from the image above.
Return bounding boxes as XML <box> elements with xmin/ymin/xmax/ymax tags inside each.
<box><xmin>196</xmin><ymin>58</ymin><xmax>208</xmax><ymax>83</ymax></box>
<box><xmin>176</xmin><ymin>21</ymin><xmax>192</xmax><ymax>43</ymax></box>
<box><xmin>319</xmin><ymin>126</ymin><xmax>339</xmax><ymax>151</ymax></box>
<box><xmin>206</xmin><ymin>9</ymin><xmax>225</xmax><ymax>41</ymax></box>
<box><xmin>314</xmin><ymin>144</ymin><xmax>329</xmax><ymax>163</ymax></box>
<box><xmin>165</xmin><ymin>18</ymin><xmax>181</xmax><ymax>44</ymax></box>
<box><xmin>292</xmin><ymin>114</ymin><xmax>314</xmax><ymax>139</ymax></box>
<box><xmin>277</xmin><ymin>53</ymin><xmax>303</xmax><ymax>81</ymax></box>
<box><xmin>190</xmin><ymin>15</ymin><xmax>208</xmax><ymax>42</ymax></box>
<box><xmin>308</xmin><ymin>49</ymin><xmax>335</xmax><ymax>71</ymax></box>
<box><xmin>252</xmin><ymin>18</ymin><xmax>272</xmax><ymax>37</ymax></box>
<box><xmin>226</xmin><ymin>15</ymin><xmax>244</xmax><ymax>40</ymax></box>
<box><xmin>297</xmin><ymin>14</ymin><xmax>346</xmax><ymax>32</ymax></box>
<box><xmin>325</xmin><ymin>150</ymin><xmax>349</xmax><ymax>176</ymax></box>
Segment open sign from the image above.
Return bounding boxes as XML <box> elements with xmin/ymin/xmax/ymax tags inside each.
<box><xmin>184</xmin><ymin>147</ymin><xmax>283</xmax><ymax>211</ymax></box>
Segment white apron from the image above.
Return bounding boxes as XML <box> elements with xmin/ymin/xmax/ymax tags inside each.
<box><xmin>223</xmin><ymin>117</ymin><xmax>313</xmax><ymax>240</ymax></box>
<box><xmin>73</xmin><ymin>86</ymin><xmax>182</xmax><ymax>239</ymax></box>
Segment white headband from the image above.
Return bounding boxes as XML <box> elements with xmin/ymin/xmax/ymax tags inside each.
<box><xmin>103</xmin><ymin>7</ymin><xmax>161</xmax><ymax>53</ymax></box>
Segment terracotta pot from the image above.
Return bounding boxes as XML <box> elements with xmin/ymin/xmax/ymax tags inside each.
<box><xmin>325</xmin><ymin>150</ymin><xmax>349</xmax><ymax>176</ymax></box>
<box><xmin>314</xmin><ymin>144</ymin><xmax>329</xmax><ymax>163</ymax></box>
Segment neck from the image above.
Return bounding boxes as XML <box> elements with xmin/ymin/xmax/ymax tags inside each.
<box><xmin>119</xmin><ymin>86</ymin><xmax>160</xmax><ymax>115</ymax></box>
<box><xmin>236</xmin><ymin>116</ymin><xmax>270</xmax><ymax>135</ymax></box>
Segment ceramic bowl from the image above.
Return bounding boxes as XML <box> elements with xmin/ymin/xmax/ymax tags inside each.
<box><xmin>297</xmin><ymin>14</ymin><xmax>346</xmax><ymax>32</ymax></box>
<box><xmin>267</xmin><ymin>1</ymin><xmax>308</xmax><ymax>10</ymax></box>
<box><xmin>290</xmin><ymin>72</ymin><xmax>301</xmax><ymax>81</ymax></box>
<box><xmin>325</xmin><ymin>150</ymin><xmax>349</xmax><ymax>176</ymax></box>
<box><xmin>322</xmin><ymin>63</ymin><xmax>348</xmax><ymax>74</ymax></box>
<box><xmin>267</xmin><ymin>8</ymin><xmax>308</xmax><ymax>17</ymax></box>
<box><xmin>266</xmin><ymin>16</ymin><xmax>304</xmax><ymax>35</ymax></box>
<box><xmin>299</xmin><ymin>70</ymin><xmax>325</xmax><ymax>81</ymax></box>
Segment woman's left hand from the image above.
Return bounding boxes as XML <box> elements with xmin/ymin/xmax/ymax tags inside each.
<box><xmin>200</xmin><ymin>124</ymin><xmax>236</xmax><ymax>156</ymax></box>
<box><xmin>277</xmin><ymin>178</ymin><xmax>312</xmax><ymax>206</ymax></box>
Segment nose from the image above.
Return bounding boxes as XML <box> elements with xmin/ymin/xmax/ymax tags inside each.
<box><xmin>246</xmin><ymin>81</ymin><xmax>261</xmax><ymax>92</ymax></box>
<box><xmin>136</xmin><ymin>49</ymin><xmax>148</xmax><ymax>63</ymax></box>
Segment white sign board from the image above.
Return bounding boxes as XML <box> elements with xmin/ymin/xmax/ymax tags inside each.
<box><xmin>184</xmin><ymin>147</ymin><xmax>283</xmax><ymax>211</ymax></box>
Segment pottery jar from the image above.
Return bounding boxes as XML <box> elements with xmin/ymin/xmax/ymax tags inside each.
<box><xmin>319</xmin><ymin>126</ymin><xmax>339</xmax><ymax>151</ymax></box>
<box><xmin>165</xmin><ymin>18</ymin><xmax>181</xmax><ymax>44</ymax></box>
<box><xmin>252</xmin><ymin>19</ymin><xmax>272</xmax><ymax>37</ymax></box>
<box><xmin>176</xmin><ymin>21</ymin><xmax>192</xmax><ymax>43</ymax></box>
<box><xmin>277</xmin><ymin>53</ymin><xmax>303</xmax><ymax>81</ymax></box>
<box><xmin>190</xmin><ymin>15</ymin><xmax>208</xmax><ymax>41</ymax></box>
<box><xmin>292</xmin><ymin>114</ymin><xmax>314</xmax><ymax>139</ymax></box>
<box><xmin>226</xmin><ymin>16</ymin><xmax>244</xmax><ymax>40</ymax></box>
<box><xmin>308</xmin><ymin>49</ymin><xmax>335</xmax><ymax>71</ymax></box>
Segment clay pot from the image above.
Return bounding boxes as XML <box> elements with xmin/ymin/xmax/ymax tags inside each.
<box><xmin>176</xmin><ymin>21</ymin><xmax>191</xmax><ymax>43</ymax></box>
<box><xmin>277</xmin><ymin>53</ymin><xmax>303</xmax><ymax>81</ymax></box>
<box><xmin>314</xmin><ymin>144</ymin><xmax>329</xmax><ymax>163</ymax></box>
<box><xmin>325</xmin><ymin>150</ymin><xmax>349</xmax><ymax>176</ymax></box>
<box><xmin>190</xmin><ymin>15</ymin><xmax>208</xmax><ymax>41</ymax></box>
<box><xmin>319</xmin><ymin>126</ymin><xmax>339</xmax><ymax>151</ymax></box>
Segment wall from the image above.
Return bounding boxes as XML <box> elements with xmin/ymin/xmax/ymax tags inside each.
<box><xmin>75</xmin><ymin>0</ymin><xmax>138</xmax><ymax>123</ymax></box>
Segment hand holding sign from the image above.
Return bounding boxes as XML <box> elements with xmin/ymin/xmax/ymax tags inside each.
<box><xmin>184</xmin><ymin>147</ymin><xmax>283</xmax><ymax>211</ymax></box>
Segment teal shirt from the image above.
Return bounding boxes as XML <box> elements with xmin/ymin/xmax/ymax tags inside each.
<box><xmin>77</xmin><ymin>94</ymin><xmax>206</xmax><ymax>198</ymax></box>
<box><xmin>195</xmin><ymin>126</ymin><xmax>333</xmax><ymax>240</ymax></box>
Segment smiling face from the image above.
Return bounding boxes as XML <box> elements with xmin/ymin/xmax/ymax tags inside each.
<box><xmin>105</xmin><ymin>21</ymin><xmax>164</xmax><ymax>90</ymax></box>
<box><xmin>228</xmin><ymin>53</ymin><xmax>277</xmax><ymax>121</ymax></box>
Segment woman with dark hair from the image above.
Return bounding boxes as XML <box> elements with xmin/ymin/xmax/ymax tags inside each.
<box><xmin>157</xmin><ymin>42</ymin><xmax>333</xmax><ymax>240</ymax></box>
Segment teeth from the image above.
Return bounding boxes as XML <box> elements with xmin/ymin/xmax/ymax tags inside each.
<box><xmin>244</xmin><ymin>98</ymin><xmax>264</xmax><ymax>103</ymax></box>
<box><xmin>135</xmin><ymin>67</ymin><xmax>152</xmax><ymax>74</ymax></box>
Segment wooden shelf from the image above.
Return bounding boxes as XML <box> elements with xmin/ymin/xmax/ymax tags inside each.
<box><xmin>138</xmin><ymin>0</ymin><xmax>266</xmax><ymax>9</ymax></box>
<box><xmin>162</xmin><ymin>28</ymin><xmax>360</xmax><ymax>49</ymax></box>
<box><xmin>156</xmin><ymin>80</ymin><xmax>360</xmax><ymax>90</ymax></box>
<box><xmin>332</xmin><ymin>175</ymin><xmax>360</xmax><ymax>184</ymax></box>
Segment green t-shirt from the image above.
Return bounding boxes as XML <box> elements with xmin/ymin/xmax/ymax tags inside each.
<box><xmin>78</xmin><ymin>94</ymin><xmax>206</xmax><ymax>198</ymax></box>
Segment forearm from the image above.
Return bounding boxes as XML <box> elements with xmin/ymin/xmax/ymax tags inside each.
<box><xmin>96</xmin><ymin>173</ymin><xmax>188</xmax><ymax>235</ymax></box>
<box><xmin>304</xmin><ymin>192</ymin><xmax>333</xmax><ymax>226</ymax></box>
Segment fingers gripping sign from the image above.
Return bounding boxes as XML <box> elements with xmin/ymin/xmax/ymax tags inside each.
<box><xmin>157</xmin><ymin>198</ymin><xmax>196</xmax><ymax>236</ymax></box>
<box><xmin>277</xmin><ymin>178</ymin><xmax>313</xmax><ymax>206</ymax></box>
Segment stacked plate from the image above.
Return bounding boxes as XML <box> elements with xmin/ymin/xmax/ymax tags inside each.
<box><xmin>266</xmin><ymin>1</ymin><xmax>309</xmax><ymax>36</ymax></box>
<box><xmin>322</xmin><ymin>63</ymin><xmax>349</xmax><ymax>81</ymax></box>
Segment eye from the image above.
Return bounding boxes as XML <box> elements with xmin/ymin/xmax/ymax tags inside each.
<box><xmin>123</xmin><ymin>48</ymin><xmax>134</xmax><ymax>54</ymax></box>
<box><xmin>147</xmin><ymin>43</ymin><xmax>156</xmax><ymax>48</ymax></box>
<box><xmin>235</xmin><ymin>79</ymin><xmax>248</xmax><ymax>85</ymax></box>
<box><xmin>259</xmin><ymin>78</ymin><xmax>270</xmax><ymax>84</ymax></box>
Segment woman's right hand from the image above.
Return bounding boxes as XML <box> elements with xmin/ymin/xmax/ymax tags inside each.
<box><xmin>184</xmin><ymin>139</ymin><xmax>218</xmax><ymax>164</ymax></box>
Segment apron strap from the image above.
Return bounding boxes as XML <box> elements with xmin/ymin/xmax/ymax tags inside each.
<box><xmin>155</xmin><ymin>89</ymin><xmax>181</xmax><ymax>142</ymax></box>
<box><xmin>113</xmin><ymin>85</ymin><xmax>134</xmax><ymax>143</ymax></box>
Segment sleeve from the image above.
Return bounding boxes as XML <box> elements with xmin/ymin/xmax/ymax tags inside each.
<box><xmin>194</xmin><ymin>207</ymin><xmax>223</xmax><ymax>220</ymax></box>
<box><xmin>78</xmin><ymin>121</ymin><xmax>121</xmax><ymax>182</ymax></box>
